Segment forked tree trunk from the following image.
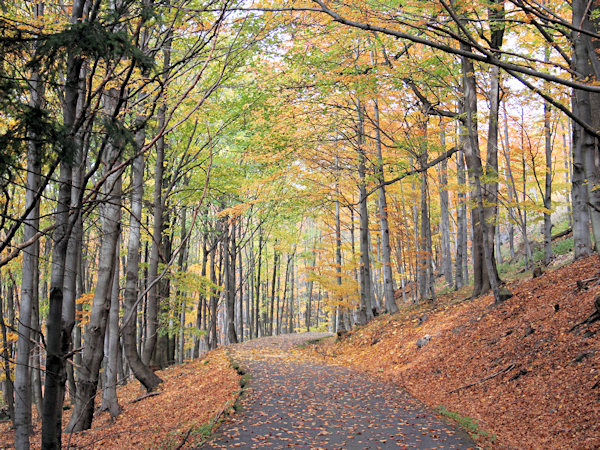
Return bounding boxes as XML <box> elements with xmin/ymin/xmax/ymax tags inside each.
<box><xmin>122</xmin><ymin>130</ymin><xmax>162</xmax><ymax>391</ymax></box>
<box><xmin>41</xmin><ymin>0</ymin><xmax>86</xmax><ymax>443</ymax></box>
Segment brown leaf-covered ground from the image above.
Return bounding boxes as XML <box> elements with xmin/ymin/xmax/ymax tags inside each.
<box><xmin>305</xmin><ymin>255</ymin><xmax>600</xmax><ymax>449</ymax></box>
<box><xmin>0</xmin><ymin>348</ymin><xmax>240</xmax><ymax>448</ymax></box>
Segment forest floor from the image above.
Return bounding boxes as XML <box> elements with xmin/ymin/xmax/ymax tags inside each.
<box><xmin>0</xmin><ymin>348</ymin><xmax>241</xmax><ymax>448</ymax></box>
<box><xmin>303</xmin><ymin>255</ymin><xmax>600</xmax><ymax>449</ymax></box>
<box><xmin>201</xmin><ymin>332</ymin><xmax>475</xmax><ymax>449</ymax></box>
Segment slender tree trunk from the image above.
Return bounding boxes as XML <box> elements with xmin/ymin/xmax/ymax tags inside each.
<box><xmin>100</xmin><ymin>243</ymin><xmax>122</xmax><ymax>418</ymax></box>
<box><xmin>15</xmin><ymin>47</ymin><xmax>43</xmax><ymax>449</ymax></box>
<box><xmin>122</xmin><ymin>127</ymin><xmax>162</xmax><ymax>391</ymax></box>
<box><xmin>224</xmin><ymin>220</ymin><xmax>238</xmax><ymax>344</ymax></box>
<box><xmin>41</xmin><ymin>0</ymin><xmax>85</xmax><ymax>441</ymax></box>
<box><xmin>305</xmin><ymin>250</ymin><xmax>315</xmax><ymax>331</ymax></box>
<box><xmin>255</xmin><ymin>232</ymin><xmax>263</xmax><ymax>338</ymax></box>
<box><xmin>0</xmin><ymin>291</ymin><xmax>14</xmax><ymax>425</ymax></box>
<box><xmin>543</xmin><ymin>46</ymin><xmax>553</xmax><ymax>265</ymax></box>
<box><xmin>237</xmin><ymin>224</ymin><xmax>244</xmax><ymax>341</ymax></box>
<box><xmin>439</xmin><ymin>128</ymin><xmax>453</xmax><ymax>287</ymax></box>
<box><xmin>142</xmin><ymin>38</ymin><xmax>171</xmax><ymax>365</ymax></box>
<box><xmin>335</xmin><ymin>194</ymin><xmax>346</xmax><ymax>332</ymax></box>
<box><xmin>357</xmin><ymin>102</ymin><xmax>374</xmax><ymax>323</ymax></box>
<box><xmin>455</xmin><ymin>148</ymin><xmax>467</xmax><ymax>289</ymax></box>
<box><xmin>373</xmin><ymin>99</ymin><xmax>398</xmax><ymax>313</ymax></box>
<box><xmin>269</xmin><ymin>245</ymin><xmax>279</xmax><ymax>336</ymax></box>
<box><xmin>66</xmin><ymin>90</ymin><xmax>123</xmax><ymax>433</ymax></box>
<box><xmin>208</xmin><ymin>241</ymin><xmax>219</xmax><ymax>350</ymax></box>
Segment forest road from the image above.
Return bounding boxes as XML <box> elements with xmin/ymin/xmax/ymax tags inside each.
<box><xmin>200</xmin><ymin>332</ymin><xmax>476</xmax><ymax>449</ymax></box>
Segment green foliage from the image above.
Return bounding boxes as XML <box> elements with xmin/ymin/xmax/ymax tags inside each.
<box><xmin>435</xmin><ymin>406</ymin><xmax>497</xmax><ymax>443</ymax></box>
<box><xmin>35</xmin><ymin>21</ymin><xmax>154</xmax><ymax>73</ymax></box>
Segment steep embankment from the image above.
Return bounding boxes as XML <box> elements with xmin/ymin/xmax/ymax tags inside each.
<box><xmin>0</xmin><ymin>348</ymin><xmax>241</xmax><ymax>448</ymax></box>
<box><xmin>306</xmin><ymin>256</ymin><xmax>600</xmax><ymax>448</ymax></box>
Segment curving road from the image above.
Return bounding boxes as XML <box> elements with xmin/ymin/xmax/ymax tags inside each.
<box><xmin>201</xmin><ymin>333</ymin><xmax>475</xmax><ymax>449</ymax></box>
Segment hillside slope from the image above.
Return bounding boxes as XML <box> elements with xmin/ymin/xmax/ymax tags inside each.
<box><xmin>307</xmin><ymin>256</ymin><xmax>600</xmax><ymax>448</ymax></box>
<box><xmin>0</xmin><ymin>348</ymin><xmax>241</xmax><ymax>448</ymax></box>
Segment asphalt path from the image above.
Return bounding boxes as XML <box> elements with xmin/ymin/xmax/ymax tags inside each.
<box><xmin>201</xmin><ymin>333</ymin><xmax>475</xmax><ymax>449</ymax></box>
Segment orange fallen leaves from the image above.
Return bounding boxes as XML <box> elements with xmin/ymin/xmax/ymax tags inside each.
<box><xmin>304</xmin><ymin>256</ymin><xmax>600</xmax><ymax>449</ymax></box>
<box><xmin>0</xmin><ymin>348</ymin><xmax>241</xmax><ymax>449</ymax></box>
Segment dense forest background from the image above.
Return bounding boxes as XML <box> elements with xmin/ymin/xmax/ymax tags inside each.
<box><xmin>1</xmin><ymin>0</ymin><xmax>599</xmax><ymax>447</ymax></box>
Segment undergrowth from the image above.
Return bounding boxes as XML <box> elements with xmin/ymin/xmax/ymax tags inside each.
<box><xmin>435</xmin><ymin>405</ymin><xmax>497</xmax><ymax>444</ymax></box>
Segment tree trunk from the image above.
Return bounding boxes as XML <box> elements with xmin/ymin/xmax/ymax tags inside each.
<box><xmin>122</xmin><ymin>128</ymin><xmax>162</xmax><ymax>391</ymax></box>
<box><xmin>100</xmin><ymin>243</ymin><xmax>122</xmax><ymax>418</ymax></box>
<box><xmin>269</xmin><ymin>244</ymin><xmax>279</xmax><ymax>336</ymax></box>
<box><xmin>224</xmin><ymin>220</ymin><xmax>238</xmax><ymax>344</ymax></box>
<box><xmin>357</xmin><ymin>102</ymin><xmax>374</xmax><ymax>323</ymax></box>
<box><xmin>439</xmin><ymin>129</ymin><xmax>453</xmax><ymax>287</ymax></box>
<box><xmin>460</xmin><ymin>47</ymin><xmax>500</xmax><ymax>298</ymax></box>
<box><xmin>41</xmin><ymin>0</ymin><xmax>86</xmax><ymax>440</ymax></box>
<box><xmin>15</xmin><ymin>46</ymin><xmax>43</xmax><ymax>449</ymax></box>
<box><xmin>461</xmin><ymin>51</ymin><xmax>504</xmax><ymax>303</ymax></box>
<box><xmin>373</xmin><ymin>99</ymin><xmax>398</xmax><ymax>313</ymax></box>
<box><xmin>66</xmin><ymin>90</ymin><xmax>123</xmax><ymax>433</ymax></box>
<box><xmin>455</xmin><ymin>148</ymin><xmax>467</xmax><ymax>289</ymax></box>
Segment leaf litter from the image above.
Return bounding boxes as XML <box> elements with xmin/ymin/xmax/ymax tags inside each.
<box><xmin>304</xmin><ymin>255</ymin><xmax>600</xmax><ymax>448</ymax></box>
<box><xmin>0</xmin><ymin>347</ymin><xmax>240</xmax><ymax>448</ymax></box>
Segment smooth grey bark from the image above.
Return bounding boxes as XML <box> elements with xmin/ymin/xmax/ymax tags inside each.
<box><xmin>100</xmin><ymin>243</ymin><xmax>121</xmax><ymax>418</ymax></box>
<box><xmin>41</xmin><ymin>1</ymin><xmax>86</xmax><ymax>444</ymax></box>
<box><xmin>288</xmin><ymin>258</ymin><xmax>295</xmax><ymax>333</ymax></box>
<box><xmin>502</xmin><ymin>105</ymin><xmax>517</xmax><ymax>260</ymax></box>
<box><xmin>0</xmin><ymin>285</ymin><xmax>14</xmax><ymax>425</ymax></box>
<box><xmin>373</xmin><ymin>99</ymin><xmax>398</xmax><ymax>313</ymax></box>
<box><xmin>461</xmin><ymin>51</ymin><xmax>503</xmax><ymax>303</ymax></box>
<box><xmin>482</xmin><ymin>0</ymin><xmax>504</xmax><ymax>285</ymax></box>
<box><xmin>237</xmin><ymin>224</ymin><xmax>244</xmax><ymax>341</ymax></box>
<box><xmin>62</xmin><ymin>86</ymin><xmax>86</xmax><ymax>407</ymax></box>
<box><xmin>177</xmin><ymin>207</ymin><xmax>188</xmax><ymax>363</ymax></box>
<box><xmin>460</xmin><ymin>47</ymin><xmax>501</xmax><ymax>298</ymax></box>
<box><xmin>269</xmin><ymin>243</ymin><xmax>279</xmax><ymax>336</ymax></box>
<box><xmin>15</xmin><ymin>43</ymin><xmax>43</xmax><ymax>449</ymax></box>
<box><xmin>122</xmin><ymin>128</ymin><xmax>162</xmax><ymax>391</ymax></box>
<box><xmin>438</xmin><ymin>129</ymin><xmax>453</xmax><ymax>287</ymax></box>
<box><xmin>495</xmin><ymin>222</ymin><xmax>504</xmax><ymax>265</ymax></box>
<box><xmin>305</xmin><ymin>249</ymin><xmax>315</xmax><ymax>331</ymax></box>
<box><xmin>543</xmin><ymin>45</ymin><xmax>553</xmax><ymax>265</ymax></box>
<box><xmin>335</xmin><ymin>194</ymin><xmax>346</xmax><ymax>332</ymax></box>
<box><xmin>254</xmin><ymin>231</ymin><xmax>263</xmax><ymax>338</ymax></box>
<box><xmin>208</xmin><ymin>240</ymin><xmax>219</xmax><ymax>350</ymax></box>
<box><xmin>417</xmin><ymin>119</ymin><xmax>434</xmax><ymax>301</ymax></box>
<box><xmin>66</xmin><ymin>91</ymin><xmax>123</xmax><ymax>433</ymax></box>
<box><xmin>356</xmin><ymin>103</ymin><xmax>374</xmax><ymax>323</ymax></box>
<box><xmin>142</xmin><ymin>38</ymin><xmax>171</xmax><ymax>365</ymax></box>
<box><xmin>455</xmin><ymin>147</ymin><xmax>467</xmax><ymax>289</ymax></box>
<box><xmin>223</xmin><ymin>220</ymin><xmax>238</xmax><ymax>344</ymax></box>
<box><xmin>573</xmin><ymin>0</ymin><xmax>600</xmax><ymax>252</ymax></box>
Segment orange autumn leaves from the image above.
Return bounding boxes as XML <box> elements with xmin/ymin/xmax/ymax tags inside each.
<box><xmin>0</xmin><ymin>348</ymin><xmax>241</xmax><ymax>449</ymax></box>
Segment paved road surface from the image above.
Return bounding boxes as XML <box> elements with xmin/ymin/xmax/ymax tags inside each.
<box><xmin>201</xmin><ymin>333</ymin><xmax>475</xmax><ymax>449</ymax></box>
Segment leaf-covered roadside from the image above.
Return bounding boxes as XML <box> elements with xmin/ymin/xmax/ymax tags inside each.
<box><xmin>303</xmin><ymin>256</ymin><xmax>600</xmax><ymax>448</ymax></box>
<box><xmin>0</xmin><ymin>348</ymin><xmax>240</xmax><ymax>448</ymax></box>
